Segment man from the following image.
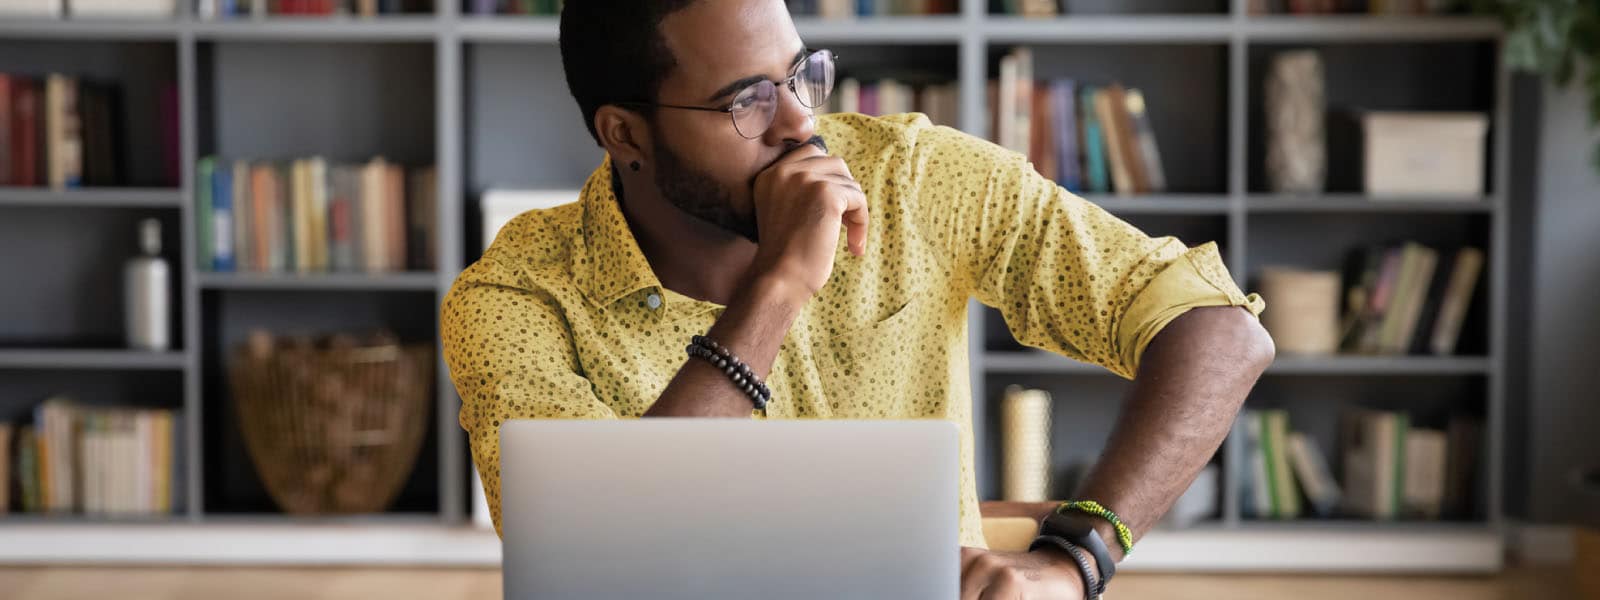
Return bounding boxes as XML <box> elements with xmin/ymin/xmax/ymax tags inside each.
<box><xmin>442</xmin><ymin>0</ymin><xmax>1274</xmax><ymax>596</ymax></box>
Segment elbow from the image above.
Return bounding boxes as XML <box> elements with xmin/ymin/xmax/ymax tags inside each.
<box><xmin>1241</xmin><ymin>315</ymin><xmax>1276</xmax><ymax>376</ymax></box>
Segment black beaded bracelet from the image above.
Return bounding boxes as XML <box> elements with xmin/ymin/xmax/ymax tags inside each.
<box><xmin>1029</xmin><ymin>535</ymin><xmax>1103</xmax><ymax>599</ymax></box>
<box><xmin>687</xmin><ymin>335</ymin><xmax>771</xmax><ymax>411</ymax></box>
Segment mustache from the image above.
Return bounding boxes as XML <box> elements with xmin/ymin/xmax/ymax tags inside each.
<box><xmin>764</xmin><ymin>135</ymin><xmax>829</xmax><ymax>172</ymax></box>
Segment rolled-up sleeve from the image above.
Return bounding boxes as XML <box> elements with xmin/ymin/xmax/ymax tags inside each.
<box><xmin>904</xmin><ymin>120</ymin><xmax>1264</xmax><ymax>380</ymax></box>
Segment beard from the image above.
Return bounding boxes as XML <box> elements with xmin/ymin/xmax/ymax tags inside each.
<box><xmin>651</xmin><ymin>134</ymin><xmax>829</xmax><ymax>245</ymax></box>
<box><xmin>651</xmin><ymin>135</ymin><xmax>759</xmax><ymax>243</ymax></box>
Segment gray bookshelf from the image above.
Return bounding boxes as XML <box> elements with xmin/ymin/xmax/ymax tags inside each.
<box><xmin>0</xmin><ymin>0</ymin><xmax>1508</xmax><ymax>571</ymax></box>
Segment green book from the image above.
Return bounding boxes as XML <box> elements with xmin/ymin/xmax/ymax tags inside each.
<box><xmin>197</xmin><ymin>157</ymin><xmax>215</xmax><ymax>271</ymax></box>
<box><xmin>1258</xmin><ymin>411</ymin><xmax>1281</xmax><ymax>519</ymax></box>
<box><xmin>1391</xmin><ymin>413</ymin><xmax>1410</xmax><ymax>519</ymax></box>
<box><xmin>18</xmin><ymin>427</ymin><xmax>38</xmax><ymax>513</ymax></box>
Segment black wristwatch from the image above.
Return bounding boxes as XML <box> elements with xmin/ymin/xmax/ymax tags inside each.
<box><xmin>1033</xmin><ymin>509</ymin><xmax>1116</xmax><ymax>592</ymax></box>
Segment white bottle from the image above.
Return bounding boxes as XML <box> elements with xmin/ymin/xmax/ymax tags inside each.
<box><xmin>125</xmin><ymin>218</ymin><xmax>170</xmax><ymax>351</ymax></box>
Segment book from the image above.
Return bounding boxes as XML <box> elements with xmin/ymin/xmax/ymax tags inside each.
<box><xmin>1243</xmin><ymin>410</ymin><xmax>1273</xmax><ymax>518</ymax></box>
<box><xmin>36</xmin><ymin>396</ymin><xmax>77</xmax><ymax>513</ymax></box>
<box><xmin>1233</xmin><ymin>415</ymin><xmax>1257</xmax><ymax>518</ymax></box>
<box><xmin>1430</xmin><ymin>247</ymin><xmax>1484</xmax><ymax>356</ymax></box>
<box><xmin>1029</xmin><ymin>85</ymin><xmax>1057</xmax><ymax>184</ymax></box>
<box><xmin>18</xmin><ymin>426</ymin><xmax>39</xmax><ymax>512</ymax></box>
<box><xmin>1124</xmin><ymin>89</ymin><xmax>1167</xmax><ymax>194</ymax></box>
<box><xmin>44</xmin><ymin>74</ymin><xmax>82</xmax><ymax>190</ymax></box>
<box><xmin>1288</xmin><ymin>432</ymin><xmax>1341</xmax><ymax>517</ymax></box>
<box><xmin>1383</xmin><ymin>243</ymin><xmax>1437</xmax><ymax>354</ymax></box>
<box><xmin>0</xmin><ymin>74</ymin><xmax>11</xmax><ymax>184</ymax></box>
<box><xmin>10</xmin><ymin>78</ymin><xmax>40</xmax><ymax>187</ymax></box>
<box><xmin>1403</xmin><ymin>428</ymin><xmax>1448</xmax><ymax>519</ymax></box>
<box><xmin>197</xmin><ymin>157</ymin><xmax>218</xmax><ymax>270</ymax></box>
<box><xmin>211</xmin><ymin>160</ymin><xmax>236</xmax><ymax>272</ymax></box>
<box><xmin>1094</xmin><ymin>88</ymin><xmax>1135</xmax><ymax>196</ymax></box>
<box><xmin>408</xmin><ymin>166</ymin><xmax>437</xmax><ymax>270</ymax></box>
<box><xmin>1342</xmin><ymin>408</ymin><xmax>1401</xmax><ymax>520</ymax></box>
<box><xmin>1079</xmin><ymin>86</ymin><xmax>1109</xmax><ymax>195</ymax></box>
<box><xmin>1109</xmin><ymin>85</ymin><xmax>1149</xmax><ymax>194</ymax></box>
<box><xmin>1264</xmin><ymin>410</ymin><xmax>1300</xmax><ymax>519</ymax></box>
<box><xmin>1050</xmin><ymin>80</ymin><xmax>1080</xmax><ymax>192</ymax></box>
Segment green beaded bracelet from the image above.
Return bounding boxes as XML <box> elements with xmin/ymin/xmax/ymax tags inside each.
<box><xmin>1058</xmin><ymin>500</ymin><xmax>1135</xmax><ymax>556</ymax></box>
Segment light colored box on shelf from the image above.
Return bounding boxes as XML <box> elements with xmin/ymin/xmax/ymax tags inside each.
<box><xmin>1362</xmin><ymin>111</ymin><xmax>1489</xmax><ymax>198</ymax></box>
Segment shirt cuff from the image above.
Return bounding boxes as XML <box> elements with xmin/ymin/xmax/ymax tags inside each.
<box><xmin>1115</xmin><ymin>242</ymin><xmax>1266</xmax><ymax>379</ymax></box>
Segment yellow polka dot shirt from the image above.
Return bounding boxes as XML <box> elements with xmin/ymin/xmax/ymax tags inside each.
<box><xmin>442</xmin><ymin>112</ymin><xmax>1265</xmax><ymax>548</ymax></box>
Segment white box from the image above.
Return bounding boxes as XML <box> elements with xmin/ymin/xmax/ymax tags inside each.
<box><xmin>1362</xmin><ymin>111</ymin><xmax>1490</xmax><ymax>199</ymax></box>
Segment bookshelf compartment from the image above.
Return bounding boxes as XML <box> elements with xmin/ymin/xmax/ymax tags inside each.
<box><xmin>1246</xmin><ymin>213</ymin><xmax>1491</xmax><ymax>357</ymax></box>
<box><xmin>197</xmin><ymin>41</ymin><xmax>436</xmax><ymax>166</ymax></box>
<box><xmin>0</xmin><ymin>40</ymin><xmax>181</xmax><ymax>188</ymax></box>
<box><xmin>1242</xmin><ymin>374</ymin><xmax>1489</xmax><ymax>523</ymax></box>
<box><xmin>1247</xmin><ymin>41</ymin><xmax>1498</xmax><ymax>195</ymax></box>
<box><xmin>979</xmin><ymin>373</ymin><xmax>1228</xmax><ymax>526</ymax></box>
<box><xmin>990</xmin><ymin>43</ymin><xmax>1230</xmax><ymax>195</ymax></box>
<box><xmin>0</xmin><ymin>208</ymin><xmax>184</xmax><ymax>350</ymax></box>
<box><xmin>198</xmin><ymin>288</ymin><xmax>440</xmax><ymax>516</ymax></box>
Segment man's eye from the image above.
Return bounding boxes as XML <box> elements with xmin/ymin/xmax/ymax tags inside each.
<box><xmin>730</xmin><ymin>94</ymin><xmax>759</xmax><ymax>111</ymax></box>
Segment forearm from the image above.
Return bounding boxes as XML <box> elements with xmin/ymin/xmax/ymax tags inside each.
<box><xmin>1072</xmin><ymin>305</ymin><xmax>1275</xmax><ymax>561</ymax></box>
<box><xmin>644</xmin><ymin>275</ymin><xmax>808</xmax><ymax>417</ymax></box>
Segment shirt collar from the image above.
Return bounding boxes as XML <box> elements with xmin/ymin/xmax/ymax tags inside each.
<box><xmin>577</xmin><ymin>156</ymin><xmax>662</xmax><ymax>308</ymax></box>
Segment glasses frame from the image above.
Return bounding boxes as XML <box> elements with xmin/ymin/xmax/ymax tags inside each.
<box><xmin>616</xmin><ymin>49</ymin><xmax>838</xmax><ymax>140</ymax></box>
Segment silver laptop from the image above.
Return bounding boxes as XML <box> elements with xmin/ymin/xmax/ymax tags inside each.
<box><xmin>500</xmin><ymin>419</ymin><xmax>960</xmax><ymax>600</ymax></box>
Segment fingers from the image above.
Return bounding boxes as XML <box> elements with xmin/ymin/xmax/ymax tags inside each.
<box><xmin>960</xmin><ymin>547</ymin><xmax>991</xmax><ymax>600</ymax></box>
<box><xmin>841</xmin><ymin>184</ymin><xmax>869</xmax><ymax>257</ymax></box>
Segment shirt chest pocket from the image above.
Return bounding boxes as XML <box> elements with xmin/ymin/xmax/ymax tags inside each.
<box><xmin>811</xmin><ymin>297</ymin><xmax>928</xmax><ymax>417</ymax></box>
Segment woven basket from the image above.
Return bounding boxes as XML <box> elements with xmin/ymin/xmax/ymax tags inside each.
<box><xmin>228</xmin><ymin>333</ymin><xmax>432</xmax><ymax>515</ymax></box>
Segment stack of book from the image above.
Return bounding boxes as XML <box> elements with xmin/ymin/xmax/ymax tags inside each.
<box><xmin>197</xmin><ymin>156</ymin><xmax>437</xmax><ymax>274</ymax></box>
<box><xmin>822</xmin><ymin>79</ymin><xmax>959</xmax><ymax>129</ymax></box>
<box><xmin>0</xmin><ymin>0</ymin><xmax>176</xmax><ymax>17</ymax></box>
<box><xmin>4</xmin><ymin>397</ymin><xmax>184</xmax><ymax>517</ymax></box>
<box><xmin>2</xmin><ymin>74</ymin><xmax>177</xmax><ymax>189</ymax></box>
<box><xmin>787</xmin><ymin>0</ymin><xmax>958</xmax><ymax>17</ymax></box>
<box><xmin>197</xmin><ymin>0</ymin><xmax>430</xmax><ymax>19</ymax></box>
<box><xmin>464</xmin><ymin>0</ymin><xmax>561</xmax><ymax>15</ymax></box>
<box><xmin>1249</xmin><ymin>0</ymin><xmax>1461</xmax><ymax>14</ymax></box>
<box><xmin>1237</xmin><ymin>408</ymin><xmax>1481</xmax><ymax>521</ymax></box>
<box><xmin>991</xmin><ymin>48</ymin><xmax>1166</xmax><ymax>196</ymax></box>
<box><xmin>1338</xmin><ymin>244</ymin><xmax>1484</xmax><ymax>356</ymax></box>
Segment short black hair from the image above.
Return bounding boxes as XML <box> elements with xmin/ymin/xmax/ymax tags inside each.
<box><xmin>560</xmin><ymin>0</ymin><xmax>700</xmax><ymax>145</ymax></box>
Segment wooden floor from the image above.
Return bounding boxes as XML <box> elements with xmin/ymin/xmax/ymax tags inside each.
<box><xmin>0</xmin><ymin>567</ymin><xmax>1581</xmax><ymax>600</ymax></box>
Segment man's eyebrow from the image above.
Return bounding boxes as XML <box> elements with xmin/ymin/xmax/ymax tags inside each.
<box><xmin>704</xmin><ymin>48</ymin><xmax>810</xmax><ymax>104</ymax></box>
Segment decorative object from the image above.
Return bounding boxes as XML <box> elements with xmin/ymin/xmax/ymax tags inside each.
<box><xmin>1000</xmin><ymin>385</ymin><xmax>1052</xmax><ymax>502</ymax></box>
<box><xmin>1473</xmin><ymin>0</ymin><xmax>1600</xmax><ymax>172</ymax></box>
<box><xmin>1362</xmin><ymin>112</ymin><xmax>1490</xmax><ymax>197</ymax></box>
<box><xmin>1259</xmin><ymin>267</ymin><xmax>1342</xmax><ymax>355</ymax></box>
<box><xmin>1265</xmin><ymin>50</ymin><xmax>1326</xmax><ymax>194</ymax></box>
<box><xmin>229</xmin><ymin>330</ymin><xmax>432</xmax><ymax>514</ymax></box>
<box><xmin>124</xmin><ymin>218</ymin><xmax>170</xmax><ymax>351</ymax></box>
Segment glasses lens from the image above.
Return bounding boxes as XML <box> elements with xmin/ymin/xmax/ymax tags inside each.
<box><xmin>793</xmin><ymin>50</ymin><xmax>835</xmax><ymax>109</ymax></box>
<box><xmin>731</xmin><ymin>79</ymin><xmax>778</xmax><ymax>139</ymax></box>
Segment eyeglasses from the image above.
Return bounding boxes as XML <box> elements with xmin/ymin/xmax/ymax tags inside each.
<box><xmin>619</xmin><ymin>49</ymin><xmax>837</xmax><ymax>140</ymax></box>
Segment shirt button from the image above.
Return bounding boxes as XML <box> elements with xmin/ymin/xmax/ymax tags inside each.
<box><xmin>647</xmin><ymin>293</ymin><xmax>662</xmax><ymax>310</ymax></box>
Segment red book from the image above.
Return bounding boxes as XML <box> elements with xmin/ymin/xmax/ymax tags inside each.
<box><xmin>0</xmin><ymin>74</ymin><xmax>11</xmax><ymax>185</ymax></box>
<box><xmin>11</xmin><ymin>78</ymin><xmax>39</xmax><ymax>188</ymax></box>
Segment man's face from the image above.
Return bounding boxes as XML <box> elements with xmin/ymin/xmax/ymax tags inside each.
<box><xmin>648</xmin><ymin>0</ymin><xmax>821</xmax><ymax>242</ymax></box>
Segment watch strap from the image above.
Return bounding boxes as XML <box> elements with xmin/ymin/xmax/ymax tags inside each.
<box><xmin>1029</xmin><ymin>535</ymin><xmax>1104</xmax><ymax>599</ymax></box>
<box><xmin>1039</xmin><ymin>509</ymin><xmax>1117</xmax><ymax>588</ymax></box>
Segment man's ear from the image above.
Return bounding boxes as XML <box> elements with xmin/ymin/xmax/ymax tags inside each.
<box><xmin>594</xmin><ymin>105</ymin><xmax>652</xmax><ymax>168</ymax></box>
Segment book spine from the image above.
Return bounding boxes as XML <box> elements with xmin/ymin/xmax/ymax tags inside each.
<box><xmin>211</xmin><ymin>160</ymin><xmax>236</xmax><ymax>273</ymax></box>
